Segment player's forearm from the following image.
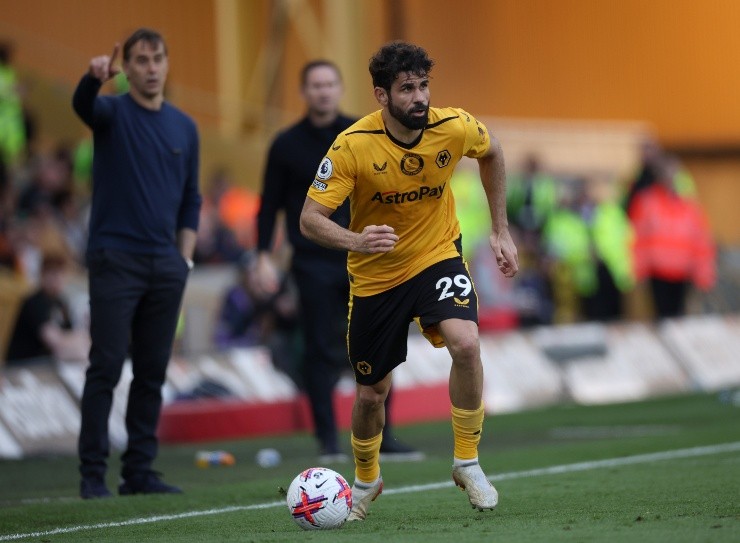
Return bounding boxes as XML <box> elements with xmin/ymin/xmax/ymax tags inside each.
<box><xmin>300</xmin><ymin>208</ymin><xmax>358</xmax><ymax>252</ymax></box>
<box><xmin>479</xmin><ymin>136</ymin><xmax>509</xmax><ymax>233</ymax></box>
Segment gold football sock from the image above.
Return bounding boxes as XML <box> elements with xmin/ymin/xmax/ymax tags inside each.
<box><xmin>351</xmin><ymin>432</ymin><xmax>382</xmax><ymax>483</ymax></box>
<box><xmin>451</xmin><ymin>403</ymin><xmax>484</xmax><ymax>460</ymax></box>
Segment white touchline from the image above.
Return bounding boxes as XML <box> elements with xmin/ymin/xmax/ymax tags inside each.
<box><xmin>1</xmin><ymin>441</ymin><xmax>739</xmax><ymax>541</ymax></box>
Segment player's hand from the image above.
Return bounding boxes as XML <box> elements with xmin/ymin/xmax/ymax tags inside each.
<box><xmin>254</xmin><ymin>252</ymin><xmax>280</xmax><ymax>297</ymax></box>
<box><xmin>88</xmin><ymin>43</ymin><xmax>121</xmax><ymax>83</ymax></box>
<box><xmin>489</xmin><ymin>227</ymin><xmax>519</xmax><ymax>278</ymax></box>
<box><xmin>354</xmin><ymin>225</ymin><xmax>398</xmax><ymax>254</ymax></box>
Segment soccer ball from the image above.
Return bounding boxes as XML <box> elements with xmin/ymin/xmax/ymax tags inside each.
<box><xmin>286</xmin><ymin>467</ymin><xmax>352</xmax><ymax>530</ymax></box>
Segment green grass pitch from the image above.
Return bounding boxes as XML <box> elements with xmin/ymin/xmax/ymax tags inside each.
<box><xmin>0</xmin><ymin>392</ymin><xmax>738</xmax><ymax>542</ymax></box>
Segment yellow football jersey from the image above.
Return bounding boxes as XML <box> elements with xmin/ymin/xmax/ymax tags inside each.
<box><xmin>308</xmin><ymin>106</ymin><xmax>490</xmax><ymax>296</ymax></box>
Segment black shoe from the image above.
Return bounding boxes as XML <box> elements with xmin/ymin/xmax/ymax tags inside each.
<box><xmin>380</xmin><ymin>436</ymin><xmax>426</xmax><ymax>462</ymax></box>
<box><xmin>80</xmin><ymin>477</ymin><xmax>113</xmax><ymax>499</ymax></box>
<box><xmin>119</xmin><ymin>471</ymin><xmax>182</xmax><ymax>496</ymax></box>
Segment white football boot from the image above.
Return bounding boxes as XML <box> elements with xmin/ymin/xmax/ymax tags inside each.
<box><xmin>346</xmin><ymin>476</ymin><xmax>383</xmax><ymax>521</ymax></box>
<box><xmin>452</xmin><ymin>461</ymin><xmax>498</xmax><ymax>511</ymax></box>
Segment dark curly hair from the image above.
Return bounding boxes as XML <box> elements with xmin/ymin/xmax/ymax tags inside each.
<box><xmin>369</xmin><ymin>41</ymin><xmax>434</xmax><ymax>91</ymax></box>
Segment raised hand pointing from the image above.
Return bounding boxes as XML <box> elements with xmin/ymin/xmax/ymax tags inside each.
<box><xmin>88</xmin><ymin>43</ymin><xmax>121</xmax><ymax>83</ymax></box>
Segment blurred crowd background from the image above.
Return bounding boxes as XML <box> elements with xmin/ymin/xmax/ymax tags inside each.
<box><xmin>1</xmin><ymin>0</ymin><xmax>739</xmax><ymax>373</ymax></box>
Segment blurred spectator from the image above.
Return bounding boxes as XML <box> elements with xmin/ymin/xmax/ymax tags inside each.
<box><xmin>5</xmin><ymin>252</ymin><xmax>89</xmax><ymax>364</ymax></box>
<box><xmin>0</xmin><ymin>221</ymin><xmax>17</xmax><ymax>271</ymax></box>
<box><xmin>12</xmin><ymin>178</ymin><xmax>73</xmax><ymax>284</ymax></box>
<box><xmin>53</xmin><ymin>188</ymin><xmax>87</xmax><ymax>265</ymax></box>
<box><xmin>12</xmin><ymin>194</ymin><xmax>74</xmax><ymax>284</ymax></box>
<box><xmin>0</xmin><ymin>153</ymin><xmax>8</xmax><ymax>203</ymax></box>
<box><xmin>0</xmin><ymin>41</ymin><xmax>26</xmax><ymax>166</ymax></box>
<box><xmin>623</xmin><ymin>137</ymin><xmax>698</xmax><ymax>213</ymax></box>
<box><xmin>72</xmin><ymin>136</ymin><xmax>93</xmax><ymax>192</ymax></box>
<box><xmin>213</xmin><ymin>251</ymin><xmax>301</xmax><ymax>384</ymax></box>
<box><xmin>506</xmin><ymin>153</ymin><xmax>558</xmax><ymax>234</ymax></box>
<box><xmin>541</xmin><ymin>180</ymin><xmax>589</xmax><ymax>322</ymax></box>
<box><xmin>628</xmin><ymin>155</ymin><xmax>716</xmax><ymax>319</ymax></box>
<box><xmin>580</xmin><ymin>179</ymin><xmax>635</xmax><ymax>321</ymax></box>
<box><xmin>510</xmin><ymin>231</ymin><xmax>554</xmax><ymax>327</ymax></box>
<box><xmin>217</xmin><ymin>183</ymin><xmax>260</xmax><ymax>250</ymax></box>
<box><xmin>542</xmin><ymin>178</ymin><xmax>634</xmax><ymax>322</ymax></box>
<box><xmin>623</xmin><ymin>137</ymin><xmax>662</xmax><ymax>213</ymax></box>
<box><xmin>0</xmin><ymin>157</ymin><xmax>16</xmax><ymax>271</ymax></box>
<box><xmin>193</xmin><ymin>168</ymin><xmax>242</xmax><ymax>264</ymax></box>
<box><xmin>16</xmin><ymin>150</ymin><xmax>73</xmax><ymax>218</ymax></box>
<box><xmin>0</xmin><ymin>234</ymin><xmax>21</xmax><ymax>278</ymax></box>
<box><xmin>451</xmin><ymin>168</ymin><xmax>493</xmax><ymax>259</ymax></box>
<box><xmin>9</xmin><ymin>147</ymin><xmax>83</xmax><ymax>273</ymax></box>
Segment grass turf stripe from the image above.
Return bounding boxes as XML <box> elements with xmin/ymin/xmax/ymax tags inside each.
<box><xmin>1</xmin><ymin>441</ymin><xmax>738</xmax><ymax>541</ymax></box>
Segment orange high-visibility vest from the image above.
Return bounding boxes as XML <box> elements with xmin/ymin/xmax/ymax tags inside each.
<box><xmin>628</xmin><ymin>185</ymin><xmax>716</xmax><ymax>290</ymax></box>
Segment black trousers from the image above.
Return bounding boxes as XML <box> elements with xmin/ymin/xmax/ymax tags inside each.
<box><xmin>293</xmin><ymin>260</ymin><xmax>400</xmax><ymax>453</ymax></box>
<box><xmin>79</xmin><ymin>249</ymin><xmax>188</xmax><ymax>480</ymax></box>
<box><xmin>293</xmin><ymin>262</ymin><xmax>350</xmax><ymax>453</ymax></box>
<box><xmin>649</xmin><ymin>277</ymin><xmax>689</xmax><ymax>319</ymax></box>
<box><xmin>582</xmin><ymin>261</ymin><xmax>623</xmax><ymax>321</ymax></box>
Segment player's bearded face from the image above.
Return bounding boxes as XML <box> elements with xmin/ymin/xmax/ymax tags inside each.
<box><xmin>388</xmin><ymin>93</ymin><xmax>429</xmax><ymax>130</ymax></box>
<box><xmin>387</xmin><ymin>73</ymin><xmax>429</xmax><ymax>130</ymax></box>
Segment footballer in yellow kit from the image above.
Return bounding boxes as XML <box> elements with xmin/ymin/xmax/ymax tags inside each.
<box><xmin>300</xmin><ymin>41</ymin><xmax>518</xmax><ymax>519</ymax></box>
<box><xmin>308</xmin><ymin>106</ymin><xmax>490</xmax><ymax>297</ymax></box>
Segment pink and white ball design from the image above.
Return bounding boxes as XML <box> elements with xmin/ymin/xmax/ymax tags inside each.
<box><xmin>286</xmin><ymin>467</ymin><xmax>352</xmax><ymax>530</ymax></box>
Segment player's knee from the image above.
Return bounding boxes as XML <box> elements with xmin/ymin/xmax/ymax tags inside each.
<box><xmin>355</xmin><ymin>385</ymin><xmax>386</xmax><ymax>412</ymax></box>
<box><xmin>447</xmin><ymin>333</ymin><xmax>480</xmax><ymax>364</ymax></box>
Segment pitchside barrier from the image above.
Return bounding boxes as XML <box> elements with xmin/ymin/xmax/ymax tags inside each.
<box><xmin>0</xmin><ymin>316</ymin><xmax>739</xmax><ymax>458</ymax></box>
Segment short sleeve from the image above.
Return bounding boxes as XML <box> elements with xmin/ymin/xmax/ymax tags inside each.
<box><xmin>459</xmin><ymin>109</ymin><xmax>490</xmax><ymax>159</ymax></box>
<box><xmin>306</xmin><ymin>135</ymin><xmax>356</xmax><ymax>210</ymax></box>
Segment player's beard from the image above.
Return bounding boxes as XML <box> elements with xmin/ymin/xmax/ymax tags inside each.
<box><xmin>388</xmin><ymin>94</ymin><xmax>429</xmax><ymax>130</ymax></box>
